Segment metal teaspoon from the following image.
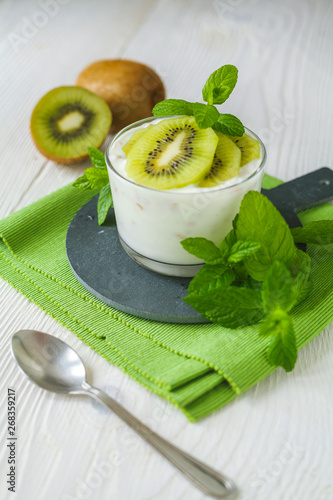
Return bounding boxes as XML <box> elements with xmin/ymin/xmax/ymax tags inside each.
<box><xmin>11</xmin><ymin>329</ymin><xmax>237</xmax><ymax>499</ymax></box>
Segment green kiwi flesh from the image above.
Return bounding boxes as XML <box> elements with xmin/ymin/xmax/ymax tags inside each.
<box><xmin>198</xmin><ymin>132</ymin><xmax>241</xmax><ymax>187</ymax></box>
<box><xmin>31</xmin><ymin>86</ymin><xmax>112</xmax><ymax>164</ymax></box>
<box><xmin>230</xmin><ymin>133</ymin><xmax>260</xmax><ymax>167</ymax></box>
<box><xmin>122</xmin><ymin>127</ymin><xmax>147</xmax><ymax>155</ymax></box>
<box><xmin>125</xmin><ymin>116</ymin><xmax>218</xmax><ymax>189</ymax></box>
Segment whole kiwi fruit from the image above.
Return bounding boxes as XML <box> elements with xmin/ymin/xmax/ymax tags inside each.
<box><xmin>76</xmin><ymin>60</ymin><xmax>165</xmax><ymax>132</ymax></box>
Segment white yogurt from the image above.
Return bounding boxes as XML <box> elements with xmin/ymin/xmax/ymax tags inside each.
<box><xmin>106</xmin><ymin>117</ymin><xmax>266</xmax><ymax>275</ymax></box>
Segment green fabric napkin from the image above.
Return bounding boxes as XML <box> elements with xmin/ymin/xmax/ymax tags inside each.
<box><xmin>1</xmin><ymin>174</ymin><xmax>332</xmax><ymax>421</ymax></box>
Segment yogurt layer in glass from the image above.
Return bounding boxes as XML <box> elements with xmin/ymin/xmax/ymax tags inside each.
<box><xmin>105</xmin><ymin>116</ymin><xmax>266</xmax><ymax>277</ymax></box>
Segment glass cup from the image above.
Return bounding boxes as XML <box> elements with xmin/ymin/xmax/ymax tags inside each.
<box><xmin>105</xmin><ymin>117</ymin><xmax>266</xmax><ymax>277</ymax></box>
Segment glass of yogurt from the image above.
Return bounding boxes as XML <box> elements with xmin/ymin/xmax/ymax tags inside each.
<box><xmin>105</xmin><ymin>117</ymin><xmax>266</xmax><ymax>277</ymax></box>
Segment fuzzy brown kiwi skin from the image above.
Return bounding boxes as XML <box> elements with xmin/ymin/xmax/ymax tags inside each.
<box><xmin>76</xmin><ymin>60</ymin><xmax>165</xmax><ymax>132</ymax></box>
<box><xmin>30</xmin><ymin>123</ymin><xmax>107</xmax><ymax>165</ymax></box>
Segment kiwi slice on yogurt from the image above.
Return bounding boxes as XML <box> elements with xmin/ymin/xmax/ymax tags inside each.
<box><xmin>122</xmin><ymin>127</ymin><xmax>147</xmax><ymax>155</ymax></box>
<box><xmin>125</xmin><ymin>116</ymin><xmax>218</xmax><ymax>190</ymax></box>
<box><xmin>31</xmin><ymin>86</ymin><xmax>112</xmax><ymax>164</ymax></box>
<box><xmin>230</xmin><ymin>133</ymin><xmax>260</xmax><ymax>167</ymax></box>
<box><xmin>198</xmin><ymin>132</ymin><xmax>241</xmax><ymax>188</ymax></box>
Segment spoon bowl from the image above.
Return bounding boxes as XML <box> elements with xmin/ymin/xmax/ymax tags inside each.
<box><xmin>12</xmin><ymin>330</ymin><xmax>86</xmax><ymax>393</ymax></box>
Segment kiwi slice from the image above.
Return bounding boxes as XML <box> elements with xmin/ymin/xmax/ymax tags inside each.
<box><xmin>122</xmin><ymin>127</ymin><xmax>147</xmax><ymax>155</ymax></box>
<box><xmin>229</xmin><ymin>133</ymin><xmax>260</xmax><ymax>167</ymax></box>
<box><xmin>125</xmin><ymin>116</ymin><xmax>218</xmax><ymax>190</ymax></box>
<box><xmin>31</xmin><ymin>86</ymin><xmax>112</xmax><ymax>164</ymax></box>
<box><xmin>198</xmin><ymin>132</ymin><xmax>241</xmax><ymax>188</ymax></box>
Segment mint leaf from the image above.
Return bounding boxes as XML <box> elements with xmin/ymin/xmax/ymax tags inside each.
<box><xmin>181</xmin><ymin>237</ymin><xmax>221</xmax><ymax>262</ymax></box>
<box><xmin>73</xmin><ymin>147</ymin><xmax>112</xmax><ymax>225</ymax></box>
<box><xmin>236</xmin><ymin>191</ymin><xmax>296</xmax><ymax>281</ymax></box>
<box><xmin>188</xmin><ymin>265</ymin><xmax>235</xmax><ymax>295</ymax></box>
<box><xmin>228</xmin><ymin>240</ymin><xmax>261</xmax><ymax>264</ymax></box>
<box><xmin>97</xmin><ymin>184</ymin><xmax>113</xmax><ymax>225</ymax></box>
<box><xmin>84</xmin><ymin>167</ymin><xmax>109</xmax><ymax>190</ymax></box>
<box><xmin>202</xmin><ymin>65</ymin><xmax>238</xmax><ymax>105</ymax></box>
<box><xmin>88</xmin><ymin>147</ymin><xmax>107</xmax><ymax>169</ymax></box>
<box><xmin>294</xmin><ymin>279</ymin><xmax>312</xmax><ymax>306</ymax></box>
<box><xmin>260</xmin><ymin>309</ymin><xmax>297</xmax><ymax>372</ymax></box>
<box><xmin>262</xmin><ymin>261</ymin><xmax>296</xmax><ymax>313</ymax></box>
<box><xmin>291</xmin><ymin>221</ymin><xmax>333</xmax><ymax>245</ymax></box>
<box><xmin>213</xmin><ymin>114</ymin><xmax>245</xmax><ymax>136</ymax></box>
<box><xmin>72</xmin><ymin>173</ymin><xmax>95</xmax><ymax>190</ymax></box>
<box><xmin>219</xmin><ymin>228</ymin><xmax>238</xmax><ymax>255</ymax></box>
<box><xmin>289</xmin><ymin>250</ymin><xmax>312</xmax><ymax>305</ymax></box>
<box><xmin>191</xmin><ymin>103</ymin><xmax>219</xmax><ymax>129</ymax></box>
<box><xmin>184</xmin><ymin>286</ymin><xmax>265</xmax><ymax>327</ymax></box>
<box><xmin>152</xmin><ymin>99</ymin><xmax>193</xmax><ymax>117</ymax></box>
<box><xmin>73</xmin><ymin>148</ymin><xmax>108</xmax><ymax>190</ymax></box>
<box><xmin>232</xmin><ymin>265</ymin><xmax>252</xmax><ymax>283</ymax></box>
<box><xmin>236</xmin><ymin>276</ymin><xmax>263</xmax><ymax>290</ymax></box>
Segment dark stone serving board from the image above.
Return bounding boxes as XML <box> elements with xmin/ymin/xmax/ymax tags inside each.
<box><xmin>66</xmin><ymin>167</ymin><xmax>333</xmax><ymax>324</ymax></box>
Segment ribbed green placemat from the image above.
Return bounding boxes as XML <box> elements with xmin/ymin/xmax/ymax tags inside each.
<box><xmin>1</xmin><ymin>174</ymin><xmax>332</xmax><ymax>421</ymax></box>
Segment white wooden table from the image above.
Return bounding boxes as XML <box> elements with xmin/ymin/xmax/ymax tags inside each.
<box><xmin>0</xmin><ymin>1</ymin><xmax>332</xmax><ymax>499</ymax></box>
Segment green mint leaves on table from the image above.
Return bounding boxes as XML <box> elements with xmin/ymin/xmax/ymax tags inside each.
<box><xmin>152</xmin><ymin>64</ymin><xmax>245</xmax><ymax>136</ymax></box>
<box><xmin>72</xmin><ymin>147</ymin><xmax>113</xmax><ymax>225</ymax></box>
<box><xmin>182</xmin><ymin>191</ymin><xmax>332</xmax><ymax>372</ymax></box>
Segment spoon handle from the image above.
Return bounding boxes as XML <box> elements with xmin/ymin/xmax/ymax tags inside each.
<box><xmin>82</xmin><ymin>382</ymin><xmax>236</xmax><ymax>499</ymax></box>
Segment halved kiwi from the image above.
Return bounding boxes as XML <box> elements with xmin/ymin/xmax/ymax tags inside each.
<box><xmin>198</xmin><ymin>132</ymin><xmax>241</xmax><ymax>187</ymax></box>
<box><xmin>229</xmin><ymin>133</ymin><xmax>260</xmax><ymax>167</ymax></box>
<box><xmin>125</xmin><ymin>116</ymin><xmax>218</xmax><ymax>190</ymax></box>
<box><xmin>31</xmin><ymin>86</ymin><xmax>112</xmax><ymax>164</ymax></box>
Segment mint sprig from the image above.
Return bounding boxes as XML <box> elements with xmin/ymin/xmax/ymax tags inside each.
<box><xmin>73</xmin><ymin>147</ymin><xmax>113</xmax><ymax>225</ymax></box>
<box><xmin>152</xmin><ymin>65</ymin><xmax>245</xmax><ymax>136</ymax></box>
<box><xmin>182</xmin><ymin>191</ymin><xmax>332</xmax><ymax>372</ymax></box>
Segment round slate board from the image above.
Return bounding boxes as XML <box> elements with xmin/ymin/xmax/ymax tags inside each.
<box><xmin>66</xmin><ymin>196</ymin><xmax>207</xmax><ymax>324</ymax></box>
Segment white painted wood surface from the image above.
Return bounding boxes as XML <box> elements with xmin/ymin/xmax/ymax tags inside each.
<box><xmin>0</xmin><ymin>1</ymin><xmax>332</xmax><ymax>499</ymax></box>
